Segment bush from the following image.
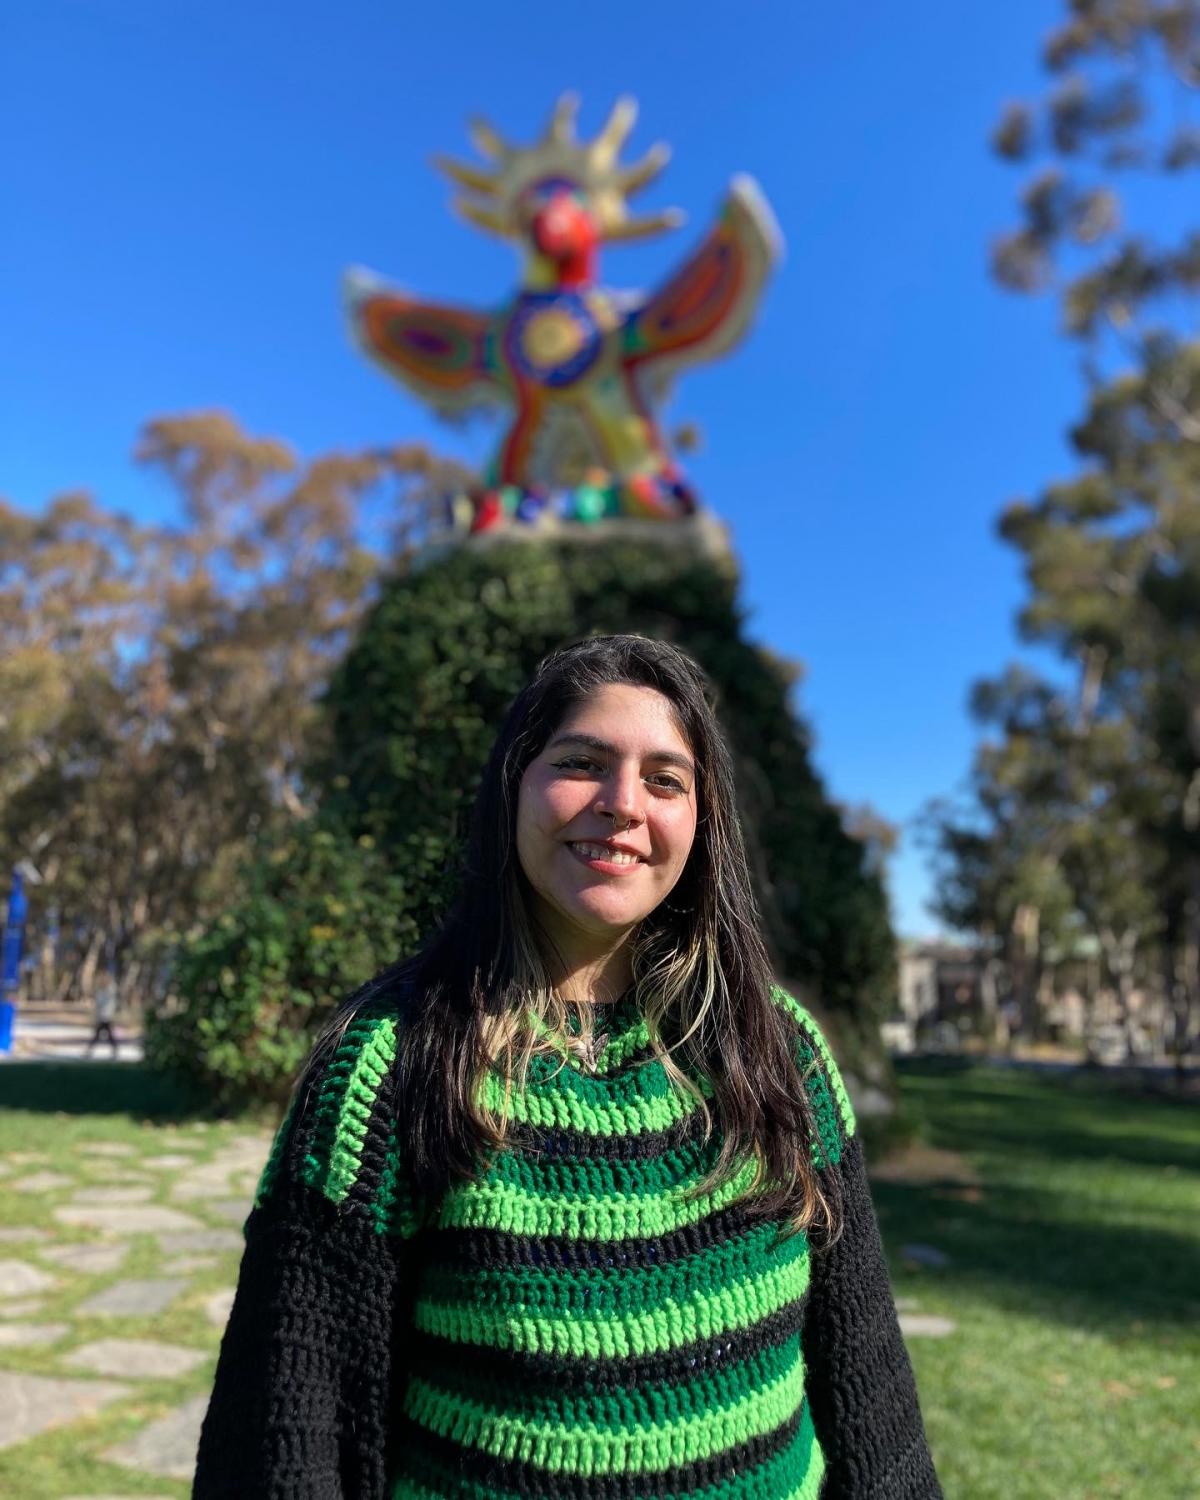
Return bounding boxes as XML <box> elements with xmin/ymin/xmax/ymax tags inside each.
<box><xmin>144</xmin><ymin>820</ymin><xmax>417</xmax><ymax>1106</ymax></box>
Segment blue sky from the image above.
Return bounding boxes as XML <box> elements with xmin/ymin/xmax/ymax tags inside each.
<box><xmin>2</xmin><ymin>1</ymin><xmax>1084</xmax><ymax>937</ymax></box>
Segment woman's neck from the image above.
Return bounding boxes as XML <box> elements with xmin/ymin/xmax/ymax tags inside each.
<box><xmin>548</xmin><ymin>944</ymin><xmax>633</xmax><ymax>1008</ymax></box>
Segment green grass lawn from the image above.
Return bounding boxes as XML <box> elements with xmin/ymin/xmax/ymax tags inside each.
<box><xmin>878</xmin><ymin>1059</ymin><xmax>1200</xmax><ymax>1500</ymax></box>
<box><xmin>0</xmin><ymin>1059</ymin><xmax>1195</xmax><ymax>1498</ymax></box>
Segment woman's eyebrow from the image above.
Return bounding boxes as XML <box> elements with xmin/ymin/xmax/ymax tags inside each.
<box><xmin>547</xmin><ymin>732</ymin><xmax>695</xmax><ymax>773</ymax></box>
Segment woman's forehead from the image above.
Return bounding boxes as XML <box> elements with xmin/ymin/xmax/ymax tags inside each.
<box><xmin>552</xmin><ymin>683</ymin><xmax>693</xmax><ymax>752</ymax></box>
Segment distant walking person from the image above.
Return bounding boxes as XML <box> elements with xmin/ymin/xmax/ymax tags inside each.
<box><xmin>87</xmin><ymin>970</ymin><xmax>119</xmax><ymax>1058</ymax></box>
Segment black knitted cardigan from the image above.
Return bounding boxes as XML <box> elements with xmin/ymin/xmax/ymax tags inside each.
<box><xmin>194</xmin><ymin>986</ymin><xmax>942</xmax><ymax>1499</ymax></box>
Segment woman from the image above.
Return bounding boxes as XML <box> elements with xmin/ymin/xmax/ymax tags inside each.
<box><xmin>194</xmin><ymin>634</ymin><xmax>941</xmax><ymax>1499</ymax></box>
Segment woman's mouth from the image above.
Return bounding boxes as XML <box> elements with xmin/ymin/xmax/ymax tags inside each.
<box><xmin>566</xmin><ymin>841</ymin><xmax>645</xmax><ymax>873</ymax></box>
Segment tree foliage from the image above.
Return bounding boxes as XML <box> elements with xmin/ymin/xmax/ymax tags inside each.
<box><xmin>992</xmin><ymin>1</ymin><xmax>1200</xmax><ymax>342</ymax></box>
<box><xmin>0</xmin><ymin>412</ymin><xmax>468</xmax><ymax>1001</ymax></box>
<box><xmin>926</xmin><ymin>3</ymin><xmax>1200</xmax><ymax>1062</ymax></box>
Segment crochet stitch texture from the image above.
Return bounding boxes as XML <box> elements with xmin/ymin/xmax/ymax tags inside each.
<box><xmin>194</xmin><ymin>986</ymin><xmax>941</xmax><ymax>1499</ymax></box>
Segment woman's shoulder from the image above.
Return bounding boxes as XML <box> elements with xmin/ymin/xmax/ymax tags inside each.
<box><xmin>251</xmin><ymin>970</ymin><xmax>422</xmax><ymax>1237</ymax></box>
<box><xmin>767</xmin><ymin>983</ymin><xmax>859</xmax><ymax>1167</ymax></box>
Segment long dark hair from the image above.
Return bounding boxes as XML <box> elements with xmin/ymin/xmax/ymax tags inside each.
<box><xmin>326</xmin><ymin>634</ymin><xmax>840</xmax><ymax>1236</ymax></box>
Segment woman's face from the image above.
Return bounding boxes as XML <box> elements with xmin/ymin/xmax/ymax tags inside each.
<box><xmin>516</xmin><ymin>682</ymin><xmax>700</xmax><ymax>955</ymax></box>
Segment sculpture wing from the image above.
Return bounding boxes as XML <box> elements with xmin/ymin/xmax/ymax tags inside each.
<box><xmin>343</xmin><ymin>267</ymin><xmax>501</xmax><ymax>416</ymax></box>
<box><xmin>622</xmin><ymin>175</ymin><xmax>781</xmax><ymax>382</ymax></box>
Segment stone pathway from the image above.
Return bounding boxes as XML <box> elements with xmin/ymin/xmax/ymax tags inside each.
<box><xmin>0</xmin><ymin>1369</ymin><xmax>129</xmax><ymax>1450</ymax></box>
<box><xmin>0</xmin><ymin>1322</ymin><xmax>71</xmax><ymax>1347</ymax></box>
<box><xmin>76</xmin><ymin>1278</ymin><xmax>189</xmax><ymax>1318</ymax></box>
<box><xmin>898</xmin><ymin>1312</ymin><xmax>958</xmax><ymax>1337</ymax></box>
<box><xmin>894</xmin><ymin>1294</ymin><xmax>959</xmax><ymax>1339</ymax></box>
<box><xmin>41</xmin><ymin>1241</ymin><xmax>129</xmax><ymax>1275</ymax></box>
<box><xmin>13</xmin><ymin>1170</ymin><xmax>74</xmax><ymax>1193</ymax></box>
<box><xmin>0</xmin><ymin>1122</ymin><xmax>272</xmax><ymax>1486</ymax></box>
<box><xmin>65</xmin><ymin>1337</ymin><xmax>209</xmax><ymax>1379</ymax></box>
<box><xmin>55</xmin><ymin>1203</ymin><xmax>205</xmax><ymax>1234</ymax></box>
<box><xmin>102</xmin><ymin>1393</ymin><xmax>211</xmax><ymax>1480</ymax></box>
<box><xmin>0</xmin><ymin>1258</ymin><xmax>56</xmax><ymax>1297</ymax></box>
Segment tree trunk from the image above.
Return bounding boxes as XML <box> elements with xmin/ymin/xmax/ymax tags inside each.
<box><xmin>979</xmin><ymin>949</ymin><xmax>1003</xmax><ymax>1048</ymax></box>
<box><xmin>76</xmin><ymin>929</ymin><xmax>106</xmax><ymax>1004</ymax></box>
<box><xmin>1099</xmin><ymin>926</ymin><xmax>1140</xmax><ymax>1062</ymax></box>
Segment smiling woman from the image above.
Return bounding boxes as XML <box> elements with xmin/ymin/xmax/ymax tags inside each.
<box><xmin>515</xmin><ymin>682</ymin><xmax>700</xmax><ymax>982</ymax></box>
<box><xmin>194</xmin><ymin>635</ymin><xmax>941</xmax><ymax>1500</ymax></box>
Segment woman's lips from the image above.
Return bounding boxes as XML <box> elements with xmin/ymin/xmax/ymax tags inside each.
<box><xmin>565</xmin><ymin>842</ymin><xmax>646</xmax><ymax>875</ymax></box>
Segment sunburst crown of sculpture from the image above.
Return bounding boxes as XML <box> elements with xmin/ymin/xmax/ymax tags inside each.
<box><xmin>343</xmin><ymin>93</ymin><xmax>782</xmax><ymax>539</ymax></box>
<box><xmin>435</xmin><ymin>93</ymin><xmax>684</xmax><ymax>248</ymax></box>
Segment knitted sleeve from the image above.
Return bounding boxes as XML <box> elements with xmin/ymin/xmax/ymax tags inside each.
<box><xmin>193</xmin><ymin>1000</ymin><xmax>422</xmax><ymax>1500</ymax></box>
<box><xmin>771</xmin><ymin>987</ymin><xmax>943</xmax><ymax>1500</ymax></box>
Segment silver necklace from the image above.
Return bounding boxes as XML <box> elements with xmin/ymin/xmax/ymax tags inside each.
<box><xmin>564</xmin><ymin>1004</ymin><xmax>609</xmax><ymax>1073</ymax></box>
<box><xmin>576</xmin><ymin>1028</ymin><xmax>609</xmax><ymax>1073</ymax></box>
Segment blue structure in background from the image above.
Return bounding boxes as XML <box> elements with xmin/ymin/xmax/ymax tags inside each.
<box><xmin>0</xmin><ymin>867</ymin><xmax>27</xmax><ymax>1054</ymax></box>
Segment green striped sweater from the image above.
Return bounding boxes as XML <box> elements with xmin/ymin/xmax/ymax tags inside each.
<box><xmin>195</xmin><ymin>986</ymin><xmax>941</xmax><ymax>1499</ymax></box>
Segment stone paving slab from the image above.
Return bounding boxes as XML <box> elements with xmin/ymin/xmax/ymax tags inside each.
<box><xmin>82</xmin><ymin>1163</ymin><xmax>154</xmax><ymax>1182</ymax></box>
<box><xmin>64</xmin><ymin>1337</ymin><xmax>210</xmax><ymax>1379</ymax></box>
<box><xmin>156</xmin><ymin>1229</ymin><xmax>242</xmax><ymax>1255</ymax></box>
<box><xmin>898</xmin><ymin>1313</ymin><xmax>958</xmax><ymax>1337</ymax></box>
<box><xmin>203</xmin><ymin>1288</ymin><xmax>236</xmax><ymax>1327</ymax></box>
<box><xmin>12</xmin><ymin>1170</ymin><xmax>76</xmax><ymax>1193</ymax></box>
<box><xmin>0</xmin><ymin>1298</ymin><xmax>45</xmax><ymax>1318</ymax></box>
<box><xmin>77</xmin><ymin>1142</ymin><xmax>138</xmax><ymax>1157</ymax></box>
<box><xmin>170</xmin><ymin>1172</ymin><xmax>249</xmax><ymax>1202</ymax></box>
<box><xmin>0</xmin><ymin>1226</ymin><xmax>51</xmax><ymax>1243</ymax></box>
<box><xmin>61</xmin><ymin>1495</ymin><xmax>173</xmax><ymax>1499</ymax></box>
<box><xmin>76</xmin><ymin>1278</ymin><xmax>188</xmax><ymax>1318</ymax></box>
<box><xmin>0</xmin><ymin>1321</ymin><xmax>70</xmax><ymax>1346</ymax></box>
<box><xmin>205</xmin><ymin>1198</ymin><xmax>251</xmax><ymax>1224</ymax></box>
<box><xmin>102</xmin><ymin>1392</ymin><xmax>209</xmax><ymax>1480</ymax></box>
<box><xmin>4</xmin><ymin>1151</ymin><xmax>49</xmax><ymax>1165</ymax></box>
<box><xmin>41</xmin><ymin>1241</ymin><xmax>130</xmax><ymax>1276</ymax></box>
<box><xmin>55</xmin><ymin>1204</ymin><xmax>203</xmax><ymax>1235</ymax></box>
<box><xmin>167</xmin><ymin>1145</ymin><xmax>268</xmax><ymax>1204</ymax></box>
<box><xmin>0</xmin><ymin>1259</ymin><xmax>56</xmax><ymax>1297</ymax></box>
<box><xmin>160</xmin><ymin>1254</ymin><xmax>217</xmax><ymax>1275</ymax></box>
<box><xmin>71</xmin><ymin>1185</ymin><xmax>155</xmax><ymax>1205</ymax></box>
<box><xmin>142</xmin><ymin>1154</ymin><xmax>199</xmax><ymax>1170</ymax></box>
<box><xmin>0</xmin><ymin>1369</ymin><xmax>130</xmax><ymax>1450</ymax></box>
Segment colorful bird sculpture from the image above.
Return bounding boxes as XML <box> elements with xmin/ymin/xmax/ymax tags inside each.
<box><xmin>344</xmin><ymin>94</ymin><xmax>781</xmax><ymax>532</ymax></box>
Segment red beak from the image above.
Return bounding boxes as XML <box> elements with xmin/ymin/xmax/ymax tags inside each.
<box><xmin>531</xmin><ymin>192</ymin><xmax>596</xmax><ymax>262</ymax></box>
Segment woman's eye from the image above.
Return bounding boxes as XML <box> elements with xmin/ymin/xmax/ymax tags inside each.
<box><xmin>552</xmin><ymin>758</ymin><xmax>686</xmax><ymax>792</ymax></box>
<box><xmin>554</xmin><ymin>756</ymin><xmax>599</xmax><ymax>772</ymax></box>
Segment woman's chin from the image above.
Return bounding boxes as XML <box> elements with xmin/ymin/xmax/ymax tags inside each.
<box><xmin>565</xmin><ymin>893</ymin><xmax>651</xmax><ymax>936</ymax></box>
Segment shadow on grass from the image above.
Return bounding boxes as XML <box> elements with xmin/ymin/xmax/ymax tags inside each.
<box><xmin>878</xmin><ymin>1059</ymin><xmax>1200</xmax><ymax>1332</ymax></box>
<box><xmin>0</xmin><ymin>1059</ymin><xmax>212</xmax><ymax>1120</ymax></box>
<box><xmin>873</xmin><ymin>1174</ymin><xmax>1200</xmax><ymax>1331</ymax></box>
<box><xmin>895</xmin><ymin>1057</ymin><xmax>1200</xmax><ymax>1176</ymax></box>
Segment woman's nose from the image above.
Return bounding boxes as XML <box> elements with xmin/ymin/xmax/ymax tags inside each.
<box><xmin>596</xmin><ymin>764</ymin><xmax>645</xmax><ymax>825</ymax></box>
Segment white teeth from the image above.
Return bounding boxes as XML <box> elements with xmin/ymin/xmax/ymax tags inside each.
<box><xmin>570</xmin><ymin>843</ymin><xmax>640</xmax><ymax>865</ymax></box>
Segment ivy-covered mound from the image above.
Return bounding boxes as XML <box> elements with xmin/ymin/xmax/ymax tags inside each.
<box><xmin>148</xmin><ymin>529</ymin><xmax>895</xmax><ymax>1108</ymax></box>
